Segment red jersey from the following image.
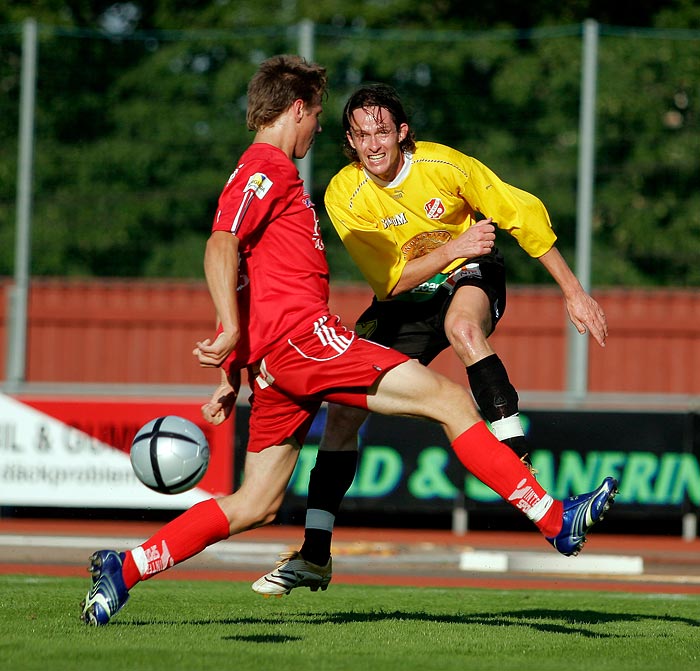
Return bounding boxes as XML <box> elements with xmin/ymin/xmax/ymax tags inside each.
<box><xmin>211</xmin><ymin>143</ymin><xmax>330</xmax><ymax>369</ymax></box>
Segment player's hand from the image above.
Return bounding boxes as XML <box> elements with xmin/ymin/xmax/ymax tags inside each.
<box><xmin>201</xmin><ymin>371</ymin><xmax>240</xmax><ymax>425</ymax></box>
<box><xmin>201</xmin><ymin>386</ymin><xmax>237</xmax><ymax>425</ymax></box>
<box><xmin>450</xmin><ymin>218</ymin><xmax>496</xmax><ymax>259</ymax></box>
<box><xmin>566</xmin><ymin>293</ymin><xmax>608</xmax><ymax>347</ymax></box>
<box><xmin>193</xmin><ymin>330</ymin><xmax>238</xmax><ymax>367</ymax></box>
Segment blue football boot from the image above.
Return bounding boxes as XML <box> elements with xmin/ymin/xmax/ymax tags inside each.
<box><xmin>80</xmin><ymin>550</ymin><xmax>130</xmax><ymax>626</ymax></box>
<box><xmin>547</xmin><ymin>477</ymin><xmax>619</xmax><ymax>556</ymax></box>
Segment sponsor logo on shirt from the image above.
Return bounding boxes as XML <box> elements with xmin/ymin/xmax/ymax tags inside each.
<box><xmin>401</xmin><ymin>230</ymin><xmax>452</xmax><ymax>259</ymax></box>
<box><xmin>410</xmin><ymin>280</ymin><xmax>442</xmax><ymax>294</ymax></box>
<box><xmin>303</xmin><ymin>191</ymin><xmax>325</xmax><ymax>251</ymax></box>
<box><xmin>381</xmin><ymin>212</ymin><xmax>408</xmax><ymax>229</ymax></box>
<box><xmin>443</xmin><ymin>262</ymin><xmax>483</xmax><ymax>293</ymax></box>
<box><xmin>424</xmin><ymin>197</ymin><xmax>445</xmax><ymax>219</ymax></box>
<box><xmin>244</xmin><ymin>172</ymin><xmax>273</xmax><ymax>199</ymax></box>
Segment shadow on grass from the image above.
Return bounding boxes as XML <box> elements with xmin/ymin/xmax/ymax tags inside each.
<box><xmin>222</xmin><ymin>634</ymin><xmax>304</xmax><ymax>643</ymax></box>
<box><xmin>123</xmin><ymin>608</ymin><xmax>700</xmax><ymax>639</ymax></box>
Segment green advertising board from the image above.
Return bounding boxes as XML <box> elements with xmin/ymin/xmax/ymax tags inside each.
<box><xmin>235</xmin><ymin>407</ymin><xmax>700</xmax><ymax>522</ymax></box>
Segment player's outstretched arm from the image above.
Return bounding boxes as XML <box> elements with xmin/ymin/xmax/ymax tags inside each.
<box><xmin>537</xmin><ymin>246</ymin><xmax>608</xmax><ymax>347</ymax></box>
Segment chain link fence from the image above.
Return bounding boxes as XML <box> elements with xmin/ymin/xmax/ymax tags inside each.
<box><xmin>2</xmin><ymin>20</ymin><xmax>699</xmax><ymax>284</ymax></box>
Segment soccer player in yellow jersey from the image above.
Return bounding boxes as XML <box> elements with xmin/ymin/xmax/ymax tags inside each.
<box><xmin>252</xmin><ymin>83</ymin><xmax>609</xmax><ymax>596</ymax></box>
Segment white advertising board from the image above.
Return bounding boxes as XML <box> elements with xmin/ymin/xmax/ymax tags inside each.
<box><xmin>0</xmin><ymin>393</ymin><xmax>210</xmax><ymax>509</ymax></box>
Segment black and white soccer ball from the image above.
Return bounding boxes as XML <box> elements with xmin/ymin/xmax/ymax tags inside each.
<box><xmin>130</xmin><ymin>416</ymin><xmax>210</xmax><ymax>494</ymax></box>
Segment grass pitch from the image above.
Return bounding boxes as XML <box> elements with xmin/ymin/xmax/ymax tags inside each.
<box><xmin>0</xmin><ymin>576</ymin><xmax>698</xmax><ymax>671</ymax></box>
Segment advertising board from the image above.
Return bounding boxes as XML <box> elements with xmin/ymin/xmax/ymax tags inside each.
<box><xmin>0</xmin><ymin>394</ymin><xmax>234</xmax><ymax>509</ymax></box>
<box><xmin>235</xmin><ymin>405</ymin><xmax>700</xmax><ymax>520</ymax></box>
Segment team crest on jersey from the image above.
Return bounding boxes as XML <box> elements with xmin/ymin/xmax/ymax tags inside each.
<box><xmin>424</xmin><ymin>198</ymin><xmax>445</xmax><ymax>219</ymax></box>
<box><xmin>244</xmin><ymin>172</ymin><xmax>273</xmax><ymax>199</ymax></box>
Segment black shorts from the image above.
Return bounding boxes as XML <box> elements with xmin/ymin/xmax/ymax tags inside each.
<box><xmin>354</xmin><ymin>249</ymin><xmax>506</xmax><ymax>366</ymax></box>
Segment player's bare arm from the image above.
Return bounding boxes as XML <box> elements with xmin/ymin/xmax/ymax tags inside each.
<box><xmin>538</xmin><ymin>246</ymin><xmax>608</xmax><ymax>347</ymax></box>
<box><xmin>194</xmin><ymin>231</ymin><xmax>242</xmax><ymax>366</ymax></box>
<box><xmin>389</xmin><ymin>219</ymin><xmax>496</xmax><ymax>297</ymax></box>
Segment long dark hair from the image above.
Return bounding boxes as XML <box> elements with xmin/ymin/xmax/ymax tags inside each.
<box><xmin>341</xmin><ymin>83</ymin><xmax>417</xmax><ymax>161</ymax></box>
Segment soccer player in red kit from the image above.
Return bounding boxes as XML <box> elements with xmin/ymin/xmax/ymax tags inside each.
<box><xmin>80</xmin><ymin>55</ymin><xmax>617</xmax><ymax>625</ymax></box>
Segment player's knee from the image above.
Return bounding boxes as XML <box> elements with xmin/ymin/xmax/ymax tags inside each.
<box><xmin>431</xmin><ymin>374</ymin><xmax>475</xmax><ymax>412</ymax></box>
<box><xmin>446</xmin><ymin>316</ymin><xmax>487</xmax><ymax>351</ymax></box>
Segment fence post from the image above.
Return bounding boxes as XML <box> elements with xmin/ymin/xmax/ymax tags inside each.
<box><xmin>6</xmin><ymin>18</ymin><xmax>38</xmax><ymax>391</ymax></box>
<box><xmin>296</xmin><ymin>19</ymin><xmax>315</xmax><ymax>193</ymax></box>
<box><xmin>567</xmin><ymin>18</ymin><xmax>599</xmax><ymax>400</ymax></box>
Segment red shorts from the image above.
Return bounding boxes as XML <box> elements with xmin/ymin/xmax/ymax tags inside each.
<box><xmin>245</xmin><ymin>314</ymin><xmax>408</xmax><ymax>452</ymax></box>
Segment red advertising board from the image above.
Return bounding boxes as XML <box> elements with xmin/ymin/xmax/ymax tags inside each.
<box><xmin>20</xmin><ymin>396</ymin><xmax>234</xmax><ymax>498</ymax></box>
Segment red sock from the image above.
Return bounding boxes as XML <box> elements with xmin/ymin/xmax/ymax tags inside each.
<box><xmin>121</xmin><ymin>498</ymin><xmax>230</xmax><ymax>588</ymax></box>
<box><xmin>452</xmin><ymin>421</ymin><xmax>563</xmax><ymax>538</ymax></box>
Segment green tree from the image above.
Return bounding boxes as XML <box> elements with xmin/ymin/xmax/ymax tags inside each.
<box><xmin>1</xmin><ymin>1</ymin><xmax>699</xmax><ymax>285</ymax></box>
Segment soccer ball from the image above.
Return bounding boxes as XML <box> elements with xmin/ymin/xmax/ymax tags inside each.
<box><xmin>130</xmin><ymin>416</ymin><xmax>210</xmax><ymax>494</ymax></box>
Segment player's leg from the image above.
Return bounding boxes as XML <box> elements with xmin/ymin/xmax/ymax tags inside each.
<box><xmin>133</xmin><ymin>441</ymin><xmax>301</xmax><ymax>578</ymax></box>
<box><xmin>444</xmin><ymin>281</ymin><xmax>531</xmax><ymax>463</ymax></box>
<box><xmin>81</xmin><ymin>380</ymin><xmax>310</xmax><ymax>625</ymax></box>
<box><xmin>286</xmin><ymin>297</ymin><xmax>436</xmax><ymax>574</ymax></box>
<box><xmin>256</xmin><ymin>302</ymin><xmax>396</xmax><ymax>591</ymax></box>
<box><xmin>255</xmin><ymin>289</ymin><xmax>524</xmax><ymax>598</ymax></box>
<box><xmin>300</xmin><ymin>403</ymin><xmax>367</xmax><ymax>564</ymax></box>
<box><xmin>366</xmin><ymin>359</ymin><xmax>617</xmax><ymax>551</ymax></box>
<box><xmin>251</xmin><ymin>404</ymin><xmax>368</xmax><ymax>596</ymax></box>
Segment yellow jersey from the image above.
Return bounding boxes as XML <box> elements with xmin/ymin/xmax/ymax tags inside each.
<box><xmin>324</xmin><ymin>141</ymin><xmax>557</xmax><ymax>301</ymax></box>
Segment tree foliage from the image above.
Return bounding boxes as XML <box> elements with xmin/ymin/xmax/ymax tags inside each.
<box><xmin>0</xmin><ymin>1</ymin><xmax>698</xmax><ymax>286</ymax></box>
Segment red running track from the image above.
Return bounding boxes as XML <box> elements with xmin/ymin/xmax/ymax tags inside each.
<box><xmin>1</xmin><ymin>518</ymin><xmax>699</xmax><ymax>595</ymax></box>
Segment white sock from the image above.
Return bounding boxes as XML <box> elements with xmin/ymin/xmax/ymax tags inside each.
<box><xmin>526</xmin><ymin>494</ymin><xmax>554</xmax><ymax>522</ymax></box>
<box><xmin>490</xmin><ymin>414</ymin><xmax>524</xmax><ymax>441</ymax></box>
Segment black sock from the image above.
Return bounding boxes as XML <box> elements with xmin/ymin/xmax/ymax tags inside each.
<box><xmin>467</xmin><ymin>354</ymin><xmax>529</xmax><ymax>460</ymax></box>
<box><xmin>300</xmin><ymin>528</ymin><xmax>333</xmax><ymax>566</ymax></box>
<box><xmin>502</xmin><ymin>435</ymin><xmax>530</xmax><ymax>461</ymax></box>
<box><xmin>299</xmin><ymin>450</ymin><xmax>358</xmax><ymax>565</ymax></box>
<box><xmin>466</xmin><ymin>353</ymin><xmax>519</xmax><ymax>420</ymax></box>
